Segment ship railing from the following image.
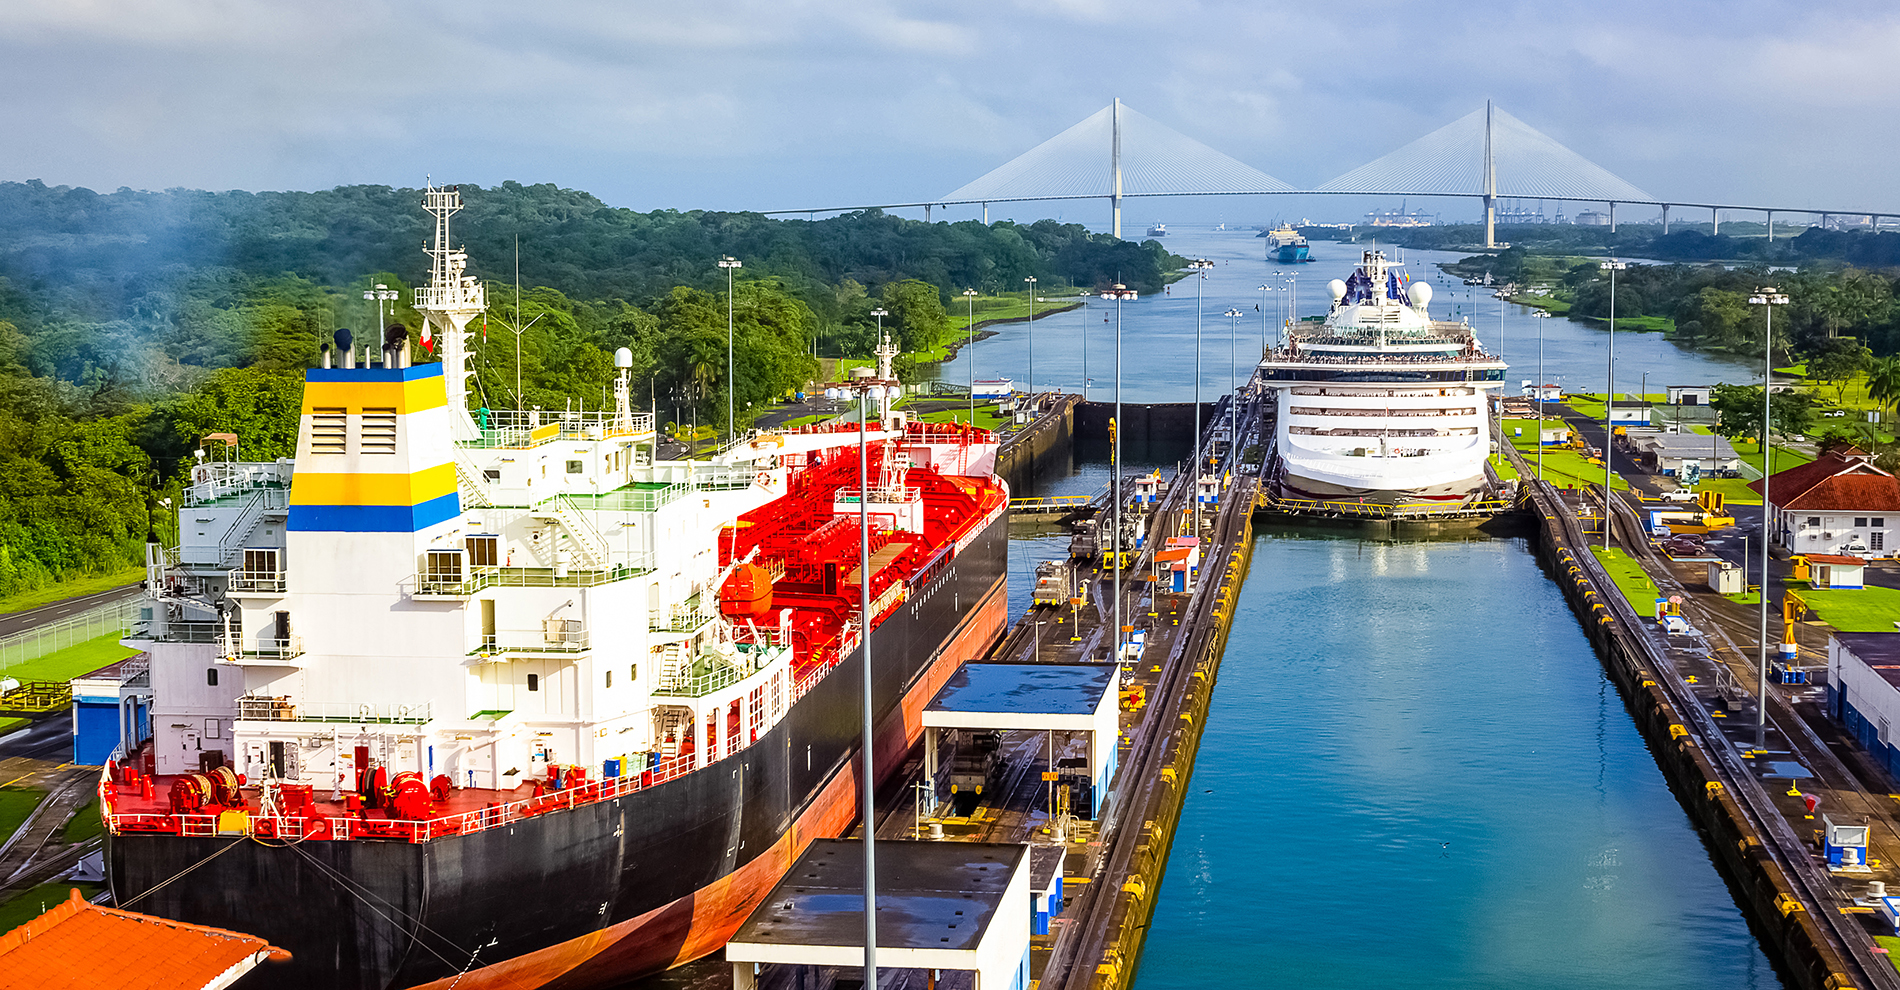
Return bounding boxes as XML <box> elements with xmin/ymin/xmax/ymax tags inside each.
<box><xmin>650</xmin><ymin>596</ymin><xmax>719</xmax><ymax>633</ymax></box>
<box><xmin>409</xmin><ymin>559</ymin><xmax>654</xmax><ymax>597</ymax></box>
<box><xmin>183</xmin><ymin>462</ymin><xmax>292</xmax><ymax>507</ymax></box>
<box><xmin>413</xmin><ymin>282</ymin><xmax>486</xmax><ymax>311</ymax></box>
<box><xmin>235</xmin><ymin>697</ymin><xmax>432</xmax><ymax>724</ymax></box>
<box><xmin>243</xmin><ymin>636</ymin><xmax>306</xmax><ymax>661</ymax></box>
<box><xmin>475</xmin><ymin>624</ymin><xmax>589</xmax><ymax>655</ymax></box>
<box><xmin>652</xmin><ymin>659</ymin><xmax>748</xmax><ymax>698</ymax></box>
<box><xmin>228</xmin><ymin>570</ymin><xmax>287</xmax><ymax>594</ymax></box>
<box><xmin>1257</xmin><ymin>493</ymin><xmax>1515</xmax><ymax>519</ymax></box>
<box><xmin>458</xmin><ymin>409</ymin><xmax>656</xmax><ymax>449</ymax></box>
<box><xmin>834</xmin><ymin>486</ymin><xmax>922</xmax><ymax>505</ymax></box>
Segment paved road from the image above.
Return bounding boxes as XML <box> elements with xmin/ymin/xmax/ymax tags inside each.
<box><xmin>0</xmin><ymin>584</ymin><xmax>141</xmax><ymax>639</ymax></box>
<box><xmin>0</xmin><ymin>716</ymin><xmax>78</xmax><ymax>765</ymax></box>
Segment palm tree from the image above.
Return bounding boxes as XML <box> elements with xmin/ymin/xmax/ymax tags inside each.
<box><xmin>1867</xmin><ymin>355</ymin><xmax>1900</xmax><ymax>427</ymax></box>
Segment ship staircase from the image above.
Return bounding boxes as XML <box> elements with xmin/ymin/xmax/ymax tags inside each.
<box><xmin>180</xmin><ymin>486</ymin><xmax>290</xmax><ymax>570</ymax></box>
<box><xmin>533</xmin><ymin>495</ymin><xmax>612</xmax><ymax>568</ymax></box>
<box><xmin>452</xmin><ymin>453</ymin><xmax>493</xmax><ymax>508</ymax></box>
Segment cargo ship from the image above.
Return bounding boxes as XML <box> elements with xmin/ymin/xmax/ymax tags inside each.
<box><xmin>1261</xmin><ymin>224</ymin><xmax>1310</xmax><ymax>264</ymax></box>
<box><xmin>1258</xmin><ymin>250</ymin><xmax>1507</xmax><ymax>502</ymax></box>
<box><xmin>98</xmin><ymin>186</ymin><xmax>1010</xmax><ymax>989</ymax></box>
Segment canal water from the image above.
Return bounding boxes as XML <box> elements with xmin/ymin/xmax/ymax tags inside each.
<box><xmin>1129</xmin><ymin>530</ymin><xmax>1783</xmax><ymax>989</ymax></box>
<box><xmin>932</xmin><ymin>228</ymin><xmax>1758</xmax><ymax>402</ymax></box>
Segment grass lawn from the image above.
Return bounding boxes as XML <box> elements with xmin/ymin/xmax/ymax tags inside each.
<box><xmin>1687</xmin><ymin>477</ymin><xmax>1764</xmax><ymax>504</ymax></box>
<box><xmin>1798</xmin><ymin>586</ymin><xmax>1900</xmax><ymax>633</ymax></box>
<box><xmin>0</xmin><ymin>882</ymin><xmax>102</xmax><ymax>933</ymax></box>
<box><xmin>951</xmin><ymin>293</ymin><xmax>1083</xmax><ymax>332</ymax></box>
<box><xmin>57</xmin><ymin>796</ymin><xmax>104</xmax><ymax>845</ymax></box>
<box><xmin>0</xmin><ymin>717</ymin><xmax>28</xmax><ymax>737</ymax></box>
<box><xmin>1501</xmin><ymin>417</ymin><xmax>1630</xmax><ymax>490</ymax></box>
<box><xmin>0</xmin><ymin>567</ymin><xmax>142</xmax><ymax>618</ymax></box>
<box><xmin>1876</xmin><ymin>935</ymin><xmax>1900</xmax><ymax>974</ymax></box>
<box><xmin>0</xmin><ymin>632</ymin><xmax>140</xmax><ymax>683</ymax></box>
<box><xmin>0</xmin><ymin>786</ymin><xmax>44</xmax><ymax>845</ymax></box>
<box><xmin>1591</xmin><ymin>547</ymin><xmax>1662</xmax><ymax>612</ymax></box>
<box><xmin>1735</xmin><ymin>440</ymin><xmax>1816</xmax><ymax>476</ymax></box>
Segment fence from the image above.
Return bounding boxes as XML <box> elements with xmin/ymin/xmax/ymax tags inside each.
<box><xmin>0</xmin><ymin>597</ymin><xmax>141</xmax><ymax>672</ymax></box>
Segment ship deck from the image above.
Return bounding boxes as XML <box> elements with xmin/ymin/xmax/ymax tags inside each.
<box><xmin>102</xmin><ymin>748</ymin><xmax>700</xmax><ymax>843</ymax></box>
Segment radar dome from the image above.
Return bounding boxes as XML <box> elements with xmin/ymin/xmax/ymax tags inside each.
<box><xmin>1411</xmin><ymin>282</ymin><xmax>1433</xmax><ymax>312</ymax></box>
<box><xmin>614</xmin><ymin>346</ymin><xmax>633</xmax><ymax>369</ymax></box>
<box><xmin>1328</xmin><ymin>279</ymin><xmax>1347</xmax><ymax>302</ymax></box>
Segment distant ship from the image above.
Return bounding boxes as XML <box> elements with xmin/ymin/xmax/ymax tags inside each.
<box><xmin>1146</xmin><ymin>223</ymin><xmax>1167</xmax><ymax>237</ymax></box>
<box><xmin>1259</xmin><ymin>250</ymin><xmax>1508</xmax><ymax>503</ymax></box>
<box><xmin>1263</xmin><ymin>224</ymin><xmax>1310</xmax><ymax>264</ymax></box>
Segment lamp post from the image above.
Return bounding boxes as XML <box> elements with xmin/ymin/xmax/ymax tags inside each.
<box><xmin>1188</xmin><ymin>259</ymin><xmax>1214</xmax><ymax>538</ymax></box>
<box><xmin>820</xmin><ymin>367</ymin><xmax>902</xmax><ymax>990</ymax></box>
<box><xmin>1258</xmin><ymin>281</ymin><xmax>1273</xmax><ymax>354</ymax></box>
<box><xmin>719</xmin><ymin>257</ymin><xmax>742</xmax><ymax>439</ymax></box>
<box><xmin>1079</xmin><ymin>291</ymin><xmax>1093</xmax><ymax>401</ymax></box>
<box><xmin>1537</xmin><ymin>314</ymin><xmax>1545</xmax><ymax>481</ymax></box>
<box><xmin>364</xmin><ymin>282</ymin><xmax>398</xmax><ymax>335</ymax></box>
<box><xmin>1749</xmin><ymin>286</ymin><xmax>1790</xmax><ymax>748</ymax></box>
<box><xmin>1102</xmin><ymin>284</ymin><xmax>1139</xmax><ymax>666</ymax></box>
<box><xmin>1225</xmin><ymin>309</ymin><xmax>1243</xmax><ymax>450</ymax></box>
<box><xmin>869</xmin><ymin>308</ymin><xmax>889</xmax><ymax>421</ymax></box>
<box><xmin>963</xmin><ymin>289</ymin><xmax>978</xmax><ymax>426</ymax></box>
<box><xmin>1025</xmin><ymin>276</ymin><xmax>1038</xmax><ymax>413</ymax></box>
<box><xmin>1599</xmin><ymin>259</ymin><xmax>1626</xmax><ymax>549</ymax></box>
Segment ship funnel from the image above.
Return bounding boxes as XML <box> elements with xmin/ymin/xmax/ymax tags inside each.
<box><xmin>320</xmin><ymin>342</ymin><xmax>332</xmax><ymax>369</ymax></box>
<box><xmin>1327</xmin><ymin>279</ymin><xmax>1347</xmax><ymax>303</ymax></box>
<box><xmin>1410</xmin><ymin>282</ymin><xmax>1433</xmax><ymax>314</ymax></box>
<box><xmin>335</xmin><ymin>328</ymin><xmax>355</xmax><ymax>370</ymax></box>
<box><xmin>384</xmin><ymin>324</ymin><xmax>409</xmax><ymax>369</ymax></box>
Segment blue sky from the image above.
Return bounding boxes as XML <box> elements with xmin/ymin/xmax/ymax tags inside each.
<box><xmin>3</xmin><ymin>0</ymin><xmax>1893</xmax><ymax>227</ymax></box>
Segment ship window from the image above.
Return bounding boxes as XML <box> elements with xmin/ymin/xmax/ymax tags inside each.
<box><xmin>466</xmin><ymin>535</ymin><xmax>499</xmax><ymax>567</ymax></box>
<box><xmin>361</xmin><ymin>408</ymin><xmax>398</xmax><ymax>454</ymax></box>
<box><xmin>483</xmin><ymin>469</ymin><xmax>501</xmax><ymax>482</ymax></box>
<box><xmin>527</xmin><ymin>673</ymin><xmax>539</xmax><ymax>692</ymax></box>
<box><xmin>425</xmin><ymin>549</ymin><xmax>464</xmax><ymax>585</ymax></box>
<box><xmin>311</xmin><ymin>408</ymin><xmax>347</xmax><ymax>454</ymax></box>
<box><xmin>566</xmin><ymin>460</ymin><xmax>584</xmax><ymax>474</ymax></box>
<box><xmin>206</xmin><ymin>668</ymin><xmax>219</xmax><ymax>687</ymax></box>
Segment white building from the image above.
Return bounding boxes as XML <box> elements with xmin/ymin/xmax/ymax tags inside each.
<box><xmin>1751</xmin><ymin>447</ymin><xmax>1900</xmax><ymax>557</ymax></box>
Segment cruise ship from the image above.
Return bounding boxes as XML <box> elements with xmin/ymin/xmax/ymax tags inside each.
<box><xmin>1259</xmin><ymin>251</ymin><xmax>1507</xmax><ymax>502</ymax></box>
<box><xmin>98</xmin><ymin>186</ymin><xmax>1011</xmax><ymax>989</ymax></box>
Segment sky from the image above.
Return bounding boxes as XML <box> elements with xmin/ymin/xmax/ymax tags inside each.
<box><xmin>4</xmin><ymin>0</ymin><xmax>1896</xmax><ymax>228</ymax></box>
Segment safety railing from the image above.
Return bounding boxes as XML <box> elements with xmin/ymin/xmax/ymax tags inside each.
<box><xmin>410</xmin><ymin>559</ymin><xmax>653</xmax><ymax>597</ymax></box>
<box><xmin>0</xmin><ymin>597</ymin><xmax>141</xmax><ymax>670</ymax></box>
<box><xmin>459</xmin><ymin>409</ymin><xmax>654</xmax><ymax>449</ymax></box>
<box><xmin>229</xmin><ymin>571</ymin><xmax>287</xmax><ymax>594</ymax></box>
<box><xmin>1256</xmin><ymin>492</ymin><xmax>1515</xmax><ymax>519</ymax></box>
<box><xmin>235</xmin><ymin>697</ymin><xmax>432</xmax><ymax>724</ymax></box>
<box><xmin>650</xmin><ymin>597</ymin><xmax>719</xmax><ymax>633</ymax></box>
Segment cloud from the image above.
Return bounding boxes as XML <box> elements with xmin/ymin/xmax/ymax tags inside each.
<box><xmin>0</xmin><ymin>0</ymin><xmax>1897</xmax><ymax>217</ymax></box>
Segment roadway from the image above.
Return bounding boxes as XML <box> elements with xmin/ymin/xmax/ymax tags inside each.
<box><xmin>0</xmin><ymin>584</ymin><xmax>141</xmax><ymax>639</ymax></box>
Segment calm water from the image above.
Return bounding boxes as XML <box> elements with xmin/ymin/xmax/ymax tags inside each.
<box><xmin>1132</xmin><ymin>531</ymin><xmax>1782</xmax><ymax>990</ymax></box>
<box><xmin>932</xmin><ymin>228</ymin><xmax>1758</xmax><ymax>402</ymax></box>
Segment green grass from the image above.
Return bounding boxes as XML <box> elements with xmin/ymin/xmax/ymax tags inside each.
<box><xmin>950</xmin><ymin>292</ymin><xmax>1083</xmax><ymax>332</ymax></box>
<box><xmin>56</xmin><ymin>796</ymin><xmax>103</xmax><ymax>845</ymax></box>
<box><xmin>0</xmin><ymin>632</ymin><xmax>140</xmax><ymax>683</ymax></box>
<box><xmin>0</xmin><ymin>882</ymin><xmax>102</xmax><ymax>933</ymax></box>
<box><xmin>0</xmin><ymin>717</ymin><xmax>27</xmax><ymax>737</ymax></box>
<box><xmin>1500</xmin><ymin>417</ymin><xmax>1629</xmax><ymax>490</ymax></box>
<box><xmin>0</xmin><ymin>567</ymin><xmax>142</xmax><ymax>619</ymax></box>
<box><xmin>1875</xmin><ymin>935</ymin><xmax>1900</xmax><ymax>974</ymax></box>
<box><xmin>1591</xmin><ymin>547</ymin><xmax>1662</xmax><ymax>612</ymax></box>
<box><xmin>1735</xmin><ymin>440</ymin><xmax>1816</xmax><ymax>475</ymax></box>
<box><xmin>0</xmin><ymin>786</ymin><xmax>44</xmax><ymax>847</ymax></box>
<box><xmin>1797</xmin><ymin>587</ymin><xmax>1900</xmax><ymax>632</ymax></box>
<box><xmin>1683</xmin><ymin>477</ymin><xmax>1763</xmax><ymax>504</ymax></box>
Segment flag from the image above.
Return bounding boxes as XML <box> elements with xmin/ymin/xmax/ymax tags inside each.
<box><xmin>420</xmin><ymin>322</ymin><xmax>434</xmax><ymax>354</ymax></box>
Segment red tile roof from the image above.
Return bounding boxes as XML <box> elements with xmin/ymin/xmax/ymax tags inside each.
<box><xmin>0</xmin><ymin>888</ymin><xmax>288</xmax><ymax>990</ymax></box>
<box><xmin>1746</xmin><ymin>451</ymin><xmax>1900</xmax><ymax>510</ymax></box>
<box><xmin>1803</xmin><ymin>553</ymin><xmax>1867</xmax><ymax>565</ymax></box>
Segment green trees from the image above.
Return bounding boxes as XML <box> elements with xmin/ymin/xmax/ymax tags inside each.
<box><xmin>1708</xmin><ymin>383</ymin><xmax>1818</xmax><ymax>444</ymax></box>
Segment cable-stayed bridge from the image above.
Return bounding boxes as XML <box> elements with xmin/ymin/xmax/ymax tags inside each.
<box><xmin>768</xmin><ymin>101</ymin><xmax>1894</xmax><ymax>246</ymax></box>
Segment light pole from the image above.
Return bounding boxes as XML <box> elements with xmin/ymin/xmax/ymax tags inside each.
<box><xmin>364</xmin><ymin>282</ymin><xmax>398</xmax><ymax>335</ymax></box>
<box><xmin>1600</xmin><ymin>259</ymin><xmax>1626</xmax><ymax>549</ymax></box>
<box><xmin>1025</xmin><ymin>276</ymin><xmax>1038</xmax><ymax>412</ymax></box>
<box><xmin>1749</xmin><ymin>286</ymin><xmax>1789</xmax><ymax>748</ymax></box>
<box><xmin>1102</xmin><ymin>284</ymin><xmax>1139</xmax><ymax>666</ymax></box>
<box><xmin>1188</xmin><ymin>259</ymin><xmax>1214</xmax><ymax>538</ymax></box>
<box><xmin>1079</xmin><ymin>291</ymin><xmax>1093</xmax><ymax>401</ymax></box>
<box><xmin>1257</xmin><ymin>281</ymin><xmax>1273</xmax><ymax>353</ymax></box>
<box><xmin>963</xmin><ymin>289</ymin><xmax>978</xmax><ymax>426</ymax></box>
<box><xmin>1225</xmin><ymin>309</ymin><xmax>1243</xmax><ymax>450</ymax></box>
<box><xmin>719</xmin><ymin>257</ymin><xmax>742</xmax><ymax>439</ymax></box>
<box><xmin>870</xmin><ymin>308</ymin><xmax>889</xmax><ymax>421</ymax></box>
<box><xmin>821</xmin><ymin>367</ymin><xmax>901</xmax><ymax>990</ymax></box>
<box><xmin>1537</xmin><ymin>314</ymin><xmax>1545</xmax><ymax>481</ymax></box>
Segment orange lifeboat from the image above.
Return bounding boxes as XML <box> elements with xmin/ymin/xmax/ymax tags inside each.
<box><xmin>720</xmin><ymin>563</ymin><xmax>775</xmax><ymax>619</ymax></box>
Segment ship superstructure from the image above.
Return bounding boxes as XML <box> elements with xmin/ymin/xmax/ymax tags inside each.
<box><xmin>101</xmin><ymin>186</ymin><xmax>1012</xmax><ymax>990</ymax></box>
<box><xmin>1263</xmin><ymin>223</ymin><xmax>1310</xmax><ymax>263</ymax></box>
<box><xmin>1258</xmin><ymin>251</ymin><xmax>1507</xmax><ymax>502</ymax></box>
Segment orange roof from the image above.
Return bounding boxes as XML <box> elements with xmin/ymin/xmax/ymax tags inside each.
<box><xmin>1804</xmin><ymin>554</ymin><xmax>1868</xmax><ymax>566</ymax></box>
<box><xmin>0</xmin><ymin>888</ymin><xmax>288</xmax><ymax>990</ymax></box>
<box><xmin>1747</xmin><ymin>451</ymin><xmax>1900</xmax><ymax>510</ymax></box>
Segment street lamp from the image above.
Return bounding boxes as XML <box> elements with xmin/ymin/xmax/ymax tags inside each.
<box><xmin>1257</xmin><ymin>282</ymin><xmax>1273</xmax><ymax>353</ymax></box>
<box><xmin>1187</xmin><ymin>259</ymin><xmax>1214</xmax><ymax>538</ymax></box>
<box><xmin>1599</xmin><ymin>259</ymin><xmax>1626</xmax><ymax>550</ymax></box>
<box><xmin>1225</xmin><ymin>309</ymin><xmax>1243</xmax><ymax>449</ymax></box>
<box><xmin>1025</xmin><ymin>276</ymin><xmax>1038</xmax><ymax>412</ymax></box>
<box><xmin>364</xmin><ymin>282</ymin><xmax>398</xmax><ymax>336</ymax></box>
<box><xmin>719</xmin><ymin>256</ymin><xmax>742</xmax><ymax>439</ymax></box>
<box><xmin>820</xmin><ymin>366</ymin><xmax>903</xmax><ymax>990</ymax></box>
<box><xmin>963</xmin><ymin>289</ymin><xmax>978</xmax><ymax>426</ymax></box>
<box><xmin>1102</xmin><ymin>283</ymin><xmax>1139</xmax><ymax>666</ymax></box>
<box><xmin>1749</xmin><ymin>286</ymin><xmax>1790</xmax><ymax>748</ymax></box>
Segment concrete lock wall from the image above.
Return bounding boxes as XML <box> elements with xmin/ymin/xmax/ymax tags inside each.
<box><xmin>1074</xmin><ymin>402</ymin><xmax>1217</xmax><ymax>446</ymax></box>
<box><xmin>995</xmin><ymin>396</ymin><xmax>1076</xmax><ymax>495</ymax></box>
<box><xmin>1527</xmin><ymin>482</ymin><xmax>1854</xmax><ymax>990</ymax></box>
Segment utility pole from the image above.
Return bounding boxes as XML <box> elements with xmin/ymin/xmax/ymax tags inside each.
<box><xmin>719</xmin><ymin>256</ymin><xmax>742</xmax><ymax>439</ymax></box>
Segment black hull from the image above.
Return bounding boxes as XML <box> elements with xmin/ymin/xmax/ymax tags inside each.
<box><xmin>108</xmin><ymin>508</ymin><xmax>1009</xmax><ymax>990</ymax></box>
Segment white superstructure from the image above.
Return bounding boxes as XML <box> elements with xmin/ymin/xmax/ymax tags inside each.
<box><xmin>1259</xmin><ymin>251</ymin><xmax>1507</xmax><ymax>502</ymax></box>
